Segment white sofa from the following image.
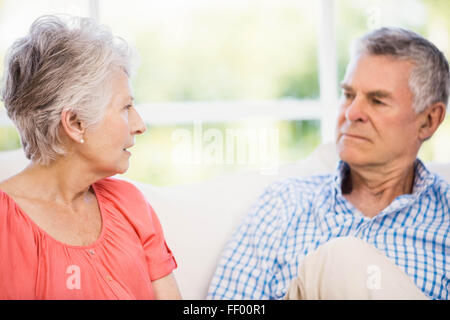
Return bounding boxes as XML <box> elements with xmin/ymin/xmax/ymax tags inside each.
<box><xmin>1</xmin><ymin>143</ymin><xmax>450</xmax><ymax>299</ymax></box>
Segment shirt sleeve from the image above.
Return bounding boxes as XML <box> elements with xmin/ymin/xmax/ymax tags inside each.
<box><xmin>104</xmin><ymin>179</ymin><xmax>177</xmax><ymax>281</ymax></box>
<box><xmin>206</xmin><ymin>180</ymin><xmax>297</xmax><ymax>300</ymax></box>
<box><xmin>141</xmin><ymin>200</ymin><xmax>178</xmax><ymax>281</ymax></box>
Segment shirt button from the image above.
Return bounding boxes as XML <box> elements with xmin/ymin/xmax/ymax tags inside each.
<box><xmin>106</xmin><ymin>275</ymin><xmax>113</xmax><ymax>282</ymax></box>
<box><xmin>88</xmin><ymin>249</ymin><xmax>95</xmax><ymax>255</ymax></box>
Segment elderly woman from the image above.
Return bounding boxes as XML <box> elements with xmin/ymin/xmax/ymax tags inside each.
<box><xmin>0</xmin><ymin>15</ymin><xmax>181</xmax><ymax>299</ymax></box>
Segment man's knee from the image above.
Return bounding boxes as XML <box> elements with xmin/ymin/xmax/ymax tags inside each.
<box><xmin>287</xmin><ymin>236</ymin><xmax>428</xmax><ymax>300</ymax></box>
<box><xmin>317</xmin><ymin>236</ymin><xmax>370</xmax><ymax>255</ymax></box>
<box><xmin>306</xmin><ymin>236</ymin><xmax>372</xmax><ymax>270</ymax></box>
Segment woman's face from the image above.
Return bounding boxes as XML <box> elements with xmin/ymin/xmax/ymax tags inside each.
<box><xmin>80</xmin><ymin>69</ymin><xmax>146</xmax><ymax>176</ymax></box>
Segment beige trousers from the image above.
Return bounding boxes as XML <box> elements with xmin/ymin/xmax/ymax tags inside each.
<box><xmin>284</xmin><ymin>237</ymin><xmax>428</xmax><ymax>300</ymax></box>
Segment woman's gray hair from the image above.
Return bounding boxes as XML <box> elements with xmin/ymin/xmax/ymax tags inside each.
<box><xmin>0</xmin><ymin>15</ymin><xmax>138</xmax><ymax>165</ymax></box>
<box><xmin>351</xmin><ymin>27</ymin><xmax>450</xmax><ymax>113</ymax></box>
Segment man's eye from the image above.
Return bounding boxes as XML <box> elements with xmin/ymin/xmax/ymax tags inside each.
<box><xmin>125</xmin><ymin>104</ymin><xmax>132</xmax><ymax>110</ymax></box>
<box><xmin>343</xmin><ymin>92</ymin><xmax>354</xmax><ymax>100</ymax></box>
<box><xmin>372</xmin><ymin>99</ymin><xmax>384</xmax><ymax>105</ymax></box>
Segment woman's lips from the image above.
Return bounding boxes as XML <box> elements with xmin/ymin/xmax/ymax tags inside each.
<box><xmin>123</xmin><ymin>146</ymin><xmax>133</xmax><ymax>155</ymax></box>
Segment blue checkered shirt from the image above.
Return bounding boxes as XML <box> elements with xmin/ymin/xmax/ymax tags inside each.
<box><xmin>207</xmin><ymin>159</ymin><xmax>450</xmax><ymax>300</ymax></box>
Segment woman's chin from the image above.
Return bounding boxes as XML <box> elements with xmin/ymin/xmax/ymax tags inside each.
<box><xmin>116</xmin><ymin>162</ymin><xmax>130</xmax><ymax>175</ymax></box>
<box><xmin>104</xmin><ymin>159</ymin><xmax>130</xmax><ymax>176</ymax></box>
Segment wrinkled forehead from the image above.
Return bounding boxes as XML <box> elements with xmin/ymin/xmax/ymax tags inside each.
<box><xmin>343</xmin><ymin>53</ymin><xmax>414</xmax><ymax>85</ymax></box>
<box><xmin>341</xmin><ymin>54</ymin><xmax>416</xmax><ymax>108</ymax></box>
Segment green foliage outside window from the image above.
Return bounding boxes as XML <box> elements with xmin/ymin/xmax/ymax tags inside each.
<box><xmin>0</xmin><ymin>0</ymin><xmax>449</xmax><ymax>185</ymax></box>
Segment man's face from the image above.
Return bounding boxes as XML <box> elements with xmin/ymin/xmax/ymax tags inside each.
<box><xmin>336</xmin><ymin>53</ymin><xmax>422</xmax><ymax>168</ymax></box>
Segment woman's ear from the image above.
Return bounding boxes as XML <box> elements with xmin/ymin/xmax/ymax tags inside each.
<box><xmin>60</xmin><ymin>108</ymin><xmax>85</xmax><ymax>143</ymax></box>
<box><xmin>418</xmin><ymin>102</ymin><xmax>446</xmax><ymax>142</ymax></box>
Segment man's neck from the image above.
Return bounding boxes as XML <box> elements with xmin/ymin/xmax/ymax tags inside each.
<box><xmin>342</xmin><ymin>161</ymin><xmax>416</xmax><ymax>218</ymax></box>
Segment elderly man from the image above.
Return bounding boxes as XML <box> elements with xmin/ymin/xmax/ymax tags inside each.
<box><xmin>207</xmin><ymin>27</ymin><xmax>450</xmax><ymax>300</ymax></box>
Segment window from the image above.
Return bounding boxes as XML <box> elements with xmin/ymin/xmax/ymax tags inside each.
<box><xmin>98</xmin><ymin>0</ymin><xmax>324</xmax><ymax>185</ymax></box>
<box><xmin>0</xmin><ymin>0</ymin><xmax>449</xmax><ymax>185</ymax></box>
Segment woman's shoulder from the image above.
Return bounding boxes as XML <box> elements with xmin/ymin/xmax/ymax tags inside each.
<box><xmin>0</xmin><ymin>172</ymin><xmax>37</xmax><ymax>204</ymax></box>
<box><xmin>0</xmin><ymin>175</ymin><xmax>17</xmax><ymax>193</ymax></box>
<box><xmin>93</xmin><ymin>177</ymin><xmax>149</xmax><ymax>210</ymax></box>
<box><xmin>0</xmin><ymin>177</ymin><xmax>21</xmax><ymax>210</ymax></box>
<box><xmin>94</xmin><ymin>177</ymin><xmax>143</xmax><ymax>195</ymax></box>
<box><xmin>0</xmin><ymin>186</ymin><xmax>11</xmax><ymax>210</ymax></box>
<box><xmin>0</xmin><ymin>178</ymin><xmax>39</xmax><ymax>253</ymax></box>
<box><xmin>94</xmin><ymin>178</ymin><xmax>163</xmax><ymax>237</ymax></box>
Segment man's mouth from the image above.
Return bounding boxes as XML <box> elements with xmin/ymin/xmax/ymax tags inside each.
<box><xmin>341</xmin><ymin>133</ymin><xmax>370</xmax><ymax>141</ymax></box>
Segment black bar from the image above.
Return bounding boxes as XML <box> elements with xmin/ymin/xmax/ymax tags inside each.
<box><xmin>0</xmin><ymin>300</ymin><xmax>447</xmax><ymax>319</ymax></box>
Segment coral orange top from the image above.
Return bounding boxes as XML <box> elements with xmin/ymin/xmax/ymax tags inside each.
<box><xmin>0</xmin><ymin>177</ymin><xmax>177</xmax><ymax>300</ymax></box>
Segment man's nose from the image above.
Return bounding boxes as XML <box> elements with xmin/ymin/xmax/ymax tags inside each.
<box><xmin>345</xmin><ymin>95</ymin><xmax>368</xmax><ymax>123</ymax></box>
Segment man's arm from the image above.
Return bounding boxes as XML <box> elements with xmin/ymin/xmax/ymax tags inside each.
<box><xmin>207</xmin><ymin>181</ymin><xmax>296</xmax><ymax>300</ymax></box>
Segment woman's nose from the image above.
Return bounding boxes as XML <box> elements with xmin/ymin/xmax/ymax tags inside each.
<box><xmin>131</xmin><ymin>108</ymin><xmax>147</xmax><ymax>135</ymax></box>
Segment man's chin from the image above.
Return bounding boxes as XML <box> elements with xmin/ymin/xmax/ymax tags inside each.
<box><xmin>337</xmin><ymin>147</ymin><xmax>370</xmax><ymax>166</ymax></box>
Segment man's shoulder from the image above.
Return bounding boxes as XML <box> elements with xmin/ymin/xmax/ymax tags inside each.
<box><xmin>430</xmin><ymin>173</ymin><xmax>450</xmax><ymax>199</ymax></box>
<box><xmin>419</xmin><ymin>172</ymin><xmax>450</xmax><ymax>218</ymax></box>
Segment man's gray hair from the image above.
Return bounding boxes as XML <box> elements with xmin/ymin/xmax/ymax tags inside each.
<box><xmin>352</xmin><ymin>27</ymin><xmax>450</xmax><ymax>113</ymax></box>
<box><xmin>0</xmin><ymin>15</ymin><xmax>137</xmax><ymax>165</ymax></box>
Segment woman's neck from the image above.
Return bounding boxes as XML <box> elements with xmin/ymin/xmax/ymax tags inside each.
<box><xmin>4</xmin><ymin>157</ymin><xmax>101</xmax><ymax>207</ymax></box>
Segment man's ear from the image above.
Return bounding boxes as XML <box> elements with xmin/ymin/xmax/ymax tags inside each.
<box><xmin>418</xmin><ymin>102</ymin><xmax>446</xmax><ymax>142</ymax></box>
<box><xmin>60</xmin><ymin>108</ymin><xmax>85</xmax><ymax>143</ymax></box>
